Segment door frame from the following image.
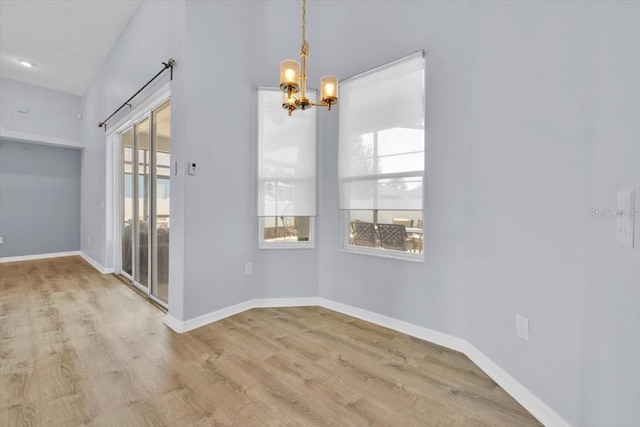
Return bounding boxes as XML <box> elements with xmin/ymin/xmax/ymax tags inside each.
<box><xmin>107</xmin><ymin>84</ymin><xmax>171</xmax><ymax>308</ymax></box>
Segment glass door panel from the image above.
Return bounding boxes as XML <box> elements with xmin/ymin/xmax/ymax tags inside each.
<box><xmin>122</xmin><ymin>128</ymin><xmax>134</xmax><ymax>277</ymax></box>
<box><xmin>118</xmin><ymin>99</ymin><xmax>170</xmax><ymax>307</ymax></box>
<box><xmin>152</xmin><ymin>101</ymin><xmax>171</xmax><ymax>303</ymax></box>
<box><xmin>134</xmin><ymin>117</ymin><xmax>150</xmax><ymax>288</ymax></box>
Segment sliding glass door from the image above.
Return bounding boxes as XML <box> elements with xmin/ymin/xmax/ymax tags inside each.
<box><xmin>120</xmin><ymin>100</ymin><xmax>170</xmax><ymax>305</ymax></box>
<box><xmin>152</xmin><ymin>101</ymin><xmax>170</xmax><ymax>302</ymax></box>
<box><xmin>122</xmin><ymin>128</ymin><xmax>134</xmax><ymax>277</ymax></box>
<box><xmin>135</xmin><ymin>117</ymin><xmax>150</xmax><ymax>290</ymax></box>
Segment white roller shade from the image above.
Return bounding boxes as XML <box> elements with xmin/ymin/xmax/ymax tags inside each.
<box><xmin>339</xmin><ymin>52</ymin><xmax>425</xmax><ymax>211</ymax></box>
<box><xmin>257</xmin><ymin>88</ymin><xmax>316</xmax><ymax>217</ymax></box>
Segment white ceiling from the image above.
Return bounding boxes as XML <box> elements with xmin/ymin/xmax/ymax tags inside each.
<box><xmin>0</xmin><ymin>0</ymin><xmax>141</xmax><ymax>96</ymax></box>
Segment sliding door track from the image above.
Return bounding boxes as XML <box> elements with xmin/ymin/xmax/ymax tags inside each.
<box><xmin>113</xmin><ymin>274</ymin><xmax>167</xmax><ymax>313</ymax></box>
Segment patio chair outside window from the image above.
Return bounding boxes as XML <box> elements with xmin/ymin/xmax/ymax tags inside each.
<box><xmin>353</xmin><ymin>222</ymin><xmax>377</xmax><ymax>247</ymax></box>
<box><xmin>378</xmin><ymin>223</ymin><xmax>414</xmax><ymax>252</ymax></box>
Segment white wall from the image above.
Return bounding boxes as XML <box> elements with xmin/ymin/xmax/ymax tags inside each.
<box><xmin>314</xmin><ymin>1</ymin><xmax>639</xmax><ymax>425</ymax></box>
<box><xmin>0</xmin><ymin>78</ymin><xmax>83</xmax><ymax>258</ymax></box>
<box><xmin>77</xmin><ymin>0</ymin><xmax>639</xmax><ymax>425</ymax></box>
<box><xmin>179</xmin><ymin>0</ymin><xmax>261</xmax><ymax>318</ymax></box>
<box><xmin>580</xmin><ymin>3</ymin><xmax>640</xmax><ymax>426</ymax></box>
<box><xmin>0</xmin><ymin>139</ymin><xmax>81</xmax><ymax>257</ymax></box>
<box><xmin>317</xmin><ymin>0</ymin><xmax>473</xmax><ymax>360</ymax></box>
<box><xmin>252</xmin><ymin>1</ymin><xmax>321</xmax><ymax>301</ymax></box>
<box><xmin>79</xmin><ymin>0</ymin><xmax>320</xmax><ymax>322</ymax></box>
<box><xmin>0</xmin><ymin>77</ymin><xmax>82</xmax><ymax>142</ymax></box>
<box><xmin>178</xmin><ymin>1</ymin><xmax>320</xmax><ymax>316</ymax></box>
<box><xmin>80</xmin><ymin>0</ymin><xmax>186</xmax><ymax>319</ymax></box>
<box><xmin>464</xmin><ymin>3</ymin><xmax>586</xmax><ymax>421</ymax></box>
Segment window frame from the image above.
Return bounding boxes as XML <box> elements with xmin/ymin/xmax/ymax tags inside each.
<box><xmin>338</xmin><ymin>52</ymin><xmax>425</xmax><ymax>261</ymax></box>
<box><xmin>258</xmin><ymin>216</ymin><xmax>316</xmax><ymax>250</ymax></box>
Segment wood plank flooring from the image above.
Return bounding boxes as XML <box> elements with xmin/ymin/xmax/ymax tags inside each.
<box><xmin>0</xmin><ymin>256</ymin><xmax>541</xmax><ymax>426</ymax></box>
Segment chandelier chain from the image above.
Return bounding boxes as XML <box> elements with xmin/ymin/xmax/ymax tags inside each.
<box><xmin>302</xmin><ymin>0</ymin><xmax>307</xmax><ymax>49</ymax></box>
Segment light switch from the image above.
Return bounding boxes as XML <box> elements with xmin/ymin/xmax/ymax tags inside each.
<box><xmin>616</xmin><ymin>190</ymin><xmax>634</xmax><ymax>248</ymax></box>
<box><xmin>516</xmin><ymin>314</ymin><xmax>529</xmax><ymax>341</ymax></box>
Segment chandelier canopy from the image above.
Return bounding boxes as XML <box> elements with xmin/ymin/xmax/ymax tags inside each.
<box><xmin>279</xmin><ymin>0</ymin><xmax>338</xmax><ymax>116</ymax></box>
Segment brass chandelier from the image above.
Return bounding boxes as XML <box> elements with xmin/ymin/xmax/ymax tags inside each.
<box><xmin>279</xmin><ymin>0</ymin><xmax>338</xmax><ymax>116</ymax></box>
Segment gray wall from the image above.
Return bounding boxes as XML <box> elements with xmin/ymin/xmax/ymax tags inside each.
<box><xmin>580</xmin><ymin>4</ymin><xmax>640</xmax><ymax>426</ymax></box>
<box><xmin>80</xmin><ymin>0</ymin><xmax>187</xmax><ymax>319</ymax></box>
<box><xmin>314</xmin><ymin>1</ymin><xmax>639</xmax><ymax>425</ymax></box>
<box><xmin>80</xmin><ymin>0</ymin><xmax>320</xmax><ymax>321</ymax></box>
<box><xmin>0</xmin><ymin>78</ymin><xmax>82</xmax><ymax>141</ymax></box>
<box><xmin>78</xmin><ymin>1</ymin><xmax>639</xmax><ymax>425</ymax></box>
<box><xmin>183</xmin><ymin>0</ymin><xmax>320</xmax><ymax>310</ymax></box>
<box><xmin>0</xmin><ymin>139</ymin><xmax>81</xmax><ymax>257</ymax></box>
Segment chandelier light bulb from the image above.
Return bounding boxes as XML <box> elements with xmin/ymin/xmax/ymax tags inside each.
<box><xmin>280</xmin><ymin>59</ymin><xmax>300</xmax><ymax>94</ymax></box>
<box><xmin>285</xmin><ymin>68</ymin><xmax>296</xmax><ymax>82</ymax></box>
<box><xmin>320</xmin><ymin>75</ymin><xmax>339</xmax><ymax>108</ymax></box>
<box><xmin>325</xmin><ymin>83</ymin><xmax>334</xmax><ymax>96</ymax></box>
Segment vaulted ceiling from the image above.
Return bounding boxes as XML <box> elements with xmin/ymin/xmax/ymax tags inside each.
<box><xmin>0</xmin><ymin>0</ymin><xmax>141</xmax><ymax>95</ymax></box>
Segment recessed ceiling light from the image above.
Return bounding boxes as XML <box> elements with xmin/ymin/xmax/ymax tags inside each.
<box><xmin>18</xmin><ymin>59</ymin><xmax>35</xmax><ymax>68</ymax></box>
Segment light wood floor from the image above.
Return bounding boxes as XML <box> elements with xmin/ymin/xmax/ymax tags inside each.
<box><xmin>0</xmin><ymin>256</ymin><xmax>541</xmax><ymax>426</ymax></box>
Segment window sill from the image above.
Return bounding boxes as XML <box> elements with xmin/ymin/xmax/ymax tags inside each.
<box><xmin>259</xmin><ymin>241</ymin><xmax>315</xmax><ymax>250</ymax></box>
<box><xmin>339</xmin><ymin>246</ymin><xmax>424</xmax><ymax>263</ymax></box>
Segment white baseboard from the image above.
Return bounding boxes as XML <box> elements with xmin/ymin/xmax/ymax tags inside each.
<box><xmin>317</xmin><ymin>298</ymin><xmax>468</xmax><ymax>353</ymax></box>
<box><xmin>165</xmin><ymin>296</ymin><xmax>571</xmax><ymax>427</ymax></box>
<box><xmin>79</xmin><ymin>252</ymin><xmax>114</xmax><ymax>274</ymax></box>
<box><xmin>254</xmin><ymin>297</ymin><xmax>320</xmax><ymax>308</ymax></box>
<box><xmin>0</xmin><ymin>250</ymin><xmax>116</xmax><ymax>276</ymax></box>
<box><xmin>463</xmin><ymin>344</ymin><xmax>570</xmax><ymax>427</ymax></box>
<box><xmin>0</xmin><ymin>251</ymin><xmax>81</xmax><ymax>263</ymax></box>
<box><xmin>163</xmin><ymin>313</ymin><xmax>185</xmax><ymax>333</ymax></box>
<box><xmin>167</xmin><ymin>299</ymin><xmax>255</xmax><ymax>333</ymax></box>
<box><xmin>183</xmin><ymin>299</ymin><xmax>256</xmax><ymax>332</ymax></box>
<box><xmin>164</xmin><ymin>297</ymin><xmax>320</xmax><ymax>334</ymax></box>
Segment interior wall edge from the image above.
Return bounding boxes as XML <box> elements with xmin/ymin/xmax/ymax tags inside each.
<box><xmin>0</xmin><ymin>128</ymin><xmax>84</xmax><ymax>149</ymax></box>
<box><xmin>79</xmin><ymin>251</ymin><xmax>114</xmax><ymax>274</ymax></box>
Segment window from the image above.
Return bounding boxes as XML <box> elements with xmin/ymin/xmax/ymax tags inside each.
<box><xmin>257</xmin><ymin>88</ymin><xmax>316</xmax><ymax>248</ymax></box>
<box><xmin>339</xmin><ymin>52</ymin><xmax>425</xmax><ymax>259</ymax></box>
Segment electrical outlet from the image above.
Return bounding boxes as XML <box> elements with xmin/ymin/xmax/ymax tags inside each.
<box><xmin>245</xmin><ymin>263</ymin><xmax>252</xmax><ymax>275</ymax></box>
<box><xmin>516</xmin><ymin>314</ymin><xmax>529</xmax><ymax>341</ymax></box>
<box><xmin>0</xmin><ymin>236</ymin><xmax>3</xmax><ymax>244</ymax></box>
